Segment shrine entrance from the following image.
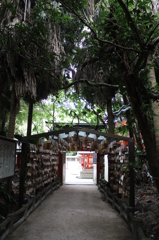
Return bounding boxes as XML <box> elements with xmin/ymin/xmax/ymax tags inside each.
<box><xmin>64</xmin><ymin>151</ymin><xmax>94</xmax><ymax>184</ymax></box>
<box><xmin>20</xmin><ymin>125</ymin><xmax>135</xmax><ymax>210</ymax></box>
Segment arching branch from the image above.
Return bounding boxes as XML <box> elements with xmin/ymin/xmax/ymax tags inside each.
<box><xmin>117</xmin><ymin>0</ymin><xmax>144</xmax><ymax>49</ymax></box>
<box><xmin>62</xmin><ymin>79</ymin><xmax>119</xmax><ymax>90</ymax></box>
<box><xmin>60</xmin><ymin>1</ymin><xmax>143</xmax><ymax>54</ymax></box>
<box><xmin>146</xmin><ymin>23</ymin><xmax>159</xmax><ymax>46</ymax></box>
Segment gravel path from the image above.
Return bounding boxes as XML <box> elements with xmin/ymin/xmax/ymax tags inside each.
<box><xmin>6</xmin><ymin>185</ymin><xmax>134</xmax><ymax>240</ymax></box>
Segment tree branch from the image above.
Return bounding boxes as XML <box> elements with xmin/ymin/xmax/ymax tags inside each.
<box><xmin>60</xmin><ymin>1</ymin><xmax>143</xmax><ymax>54</ymax></box>
<box><xmin>81</xmin><ymin>46</ymin><xmax>114</xmax><ymax>70</ymax></box>
<box><xmin>62</xmin><ymin>79</ymin><xmax>119</xmax><ymax>90</ymax></box>
<box><xmin>117</xmin><ymin>0</ymin><xmax>144</xmax><ymax>49</ymax></box>
<box><xmin>149</xmin><ymin>90</ymin><xmax>159</xmax><ymax>100</ymax></box>
<box><xmin>145</xmin><ymin>23</ymin><xmax>159</xmax><ymax>46</ymax></box>
<box><xmin>82</xmin><ymin>102</ymin><xmax>106</xmax><ymax>126</ymax></box>
<box><xmin>134</xmin><ymin>51</ymin><xmax>148</xmax><ymax>72</ymax></box>
<box><xmin>152</xmin><ymin>36</ymin><xmax>159</xmax><ymax>46</ymax></box>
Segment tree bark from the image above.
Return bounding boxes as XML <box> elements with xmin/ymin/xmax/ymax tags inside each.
<box><xmin>124</xmin><ymin>73</ymin><xmax>159</xmax><ymax>191</ymax></box>
<box><xmin>1</xmin><ymin>111</ymin><xmax>7</xmax><ymax>133</ymax></box>
<box><xmin>87</xmin><ymin>0</ymin><xmax>94</xmax><ymax>16</ymax></box>
<box><xmin>27</xmin><ymin>100</ymin><xmax>33</xmax><ymax>137</ymax></box>
<box><xmin>8</xmin><ymin>87</ymin><xmax>17</xmax><ymax>139</ymax></box>
<box><xmin>7</xmin><ymin>86</ymin><xmax>18</xmax><ymax>194</ymax></box>
<box><xmin>146</xmin><ymin>54</ymin><xmax>159</xmax><ymax>188</ymax></box>
<box><xmin>0</xmin><ymin>94</ymin><xmax>3</xmax><ymax>132</ymax></box>
<box><xmin>147</xmin><ymin>54</ymin><xmax>159</xmax><ymax>152</ymax></box>
<box><xmin>107</xmin><ymin>98</ymin><xmax>114</xmax><ymax>134</ymax></box>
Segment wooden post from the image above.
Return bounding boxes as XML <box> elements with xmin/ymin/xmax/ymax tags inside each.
<box><xmin>58</xmin><ymin>152</ymin><xmax>63</xmax><ymax>185</ymax></box>
<box><xmin>127</xmin><ymin>207</ymin><xmax>134</xmax><ymax>230</ymax></box>
<box><xmin>17</xmin><ymin>152</ymin><xmax>21</xmax><ymax>169</ymax></box>
<box><xmin>112</xmin><ymin>193</ymin><xmax>117</xmax><ymax>209</ymax></box>
<box><xmin>97</xmin><ymin>153</ymin><xmax>100</xmax><ymax>184</ymax></box>
<box><xmin>129</xmin><ymin>138</ymin><xmax>135</xmax><ymax>211</ymax></box>
<box><xmin>19</xmin><ymin>142</ymin><xmax>29</xmax><ymax>208</ymax></box>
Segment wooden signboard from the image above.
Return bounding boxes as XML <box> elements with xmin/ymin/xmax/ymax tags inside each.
<box><xmin>0</xmin><ymin>137</ymin><xmax>16</xmax><ymax>179</ymax></box>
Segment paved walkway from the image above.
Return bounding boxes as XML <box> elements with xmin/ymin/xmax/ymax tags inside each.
<box><xmin>6</xmin><ymin>185</ymin><xmax>134</xmax><ymax>240</ymax></box>
<box><xmin>65</xmin><ymin>164</ymin><xmax>94</xmax><ymax>185</ymax></box>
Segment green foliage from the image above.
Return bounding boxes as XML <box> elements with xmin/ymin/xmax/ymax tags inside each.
<box><xmin>57</xmin><ymin>89</ymin><xmax>105</xmax><ymax>126</ymax></box>
<box><xmin>66</xmin><ymin>151</ymin><xmax>77</xmax><ymax>156</ymax></box>
<box><xmin>59</xmin><ymin>0</ymin><xmax>159</xmax><ymax>134</ymax></box>
<box><xmin>15</xmin><ymin>100</ymin><xmax>28</xmax><ymax>135</ymax></box>
<box><xmin>0</xmin><ymin>0</ymin><xmax>67</xmax><ymax>104</ymax></box>
<box><xmin>1</xmin><ymin>0</ymin><xmax>159</xmax><ymax>153</ymax></box>
<box><xmin>14</xmin><ymin>88</ymin><xmax>107</xmax><ymax>135</ymax></box>
<box><xmin>0</xmin><ymin>181</ymin><xmax>16</xmax><ymax>220</ymax></box>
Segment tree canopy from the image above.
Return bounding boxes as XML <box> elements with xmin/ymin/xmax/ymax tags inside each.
<box><xmin>1</xmin><ymin>0</ymin><xmax>159</xmax><ymax>190</ymax></box>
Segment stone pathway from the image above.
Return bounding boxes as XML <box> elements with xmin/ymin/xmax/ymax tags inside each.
<box><xmin>6</xmin><ymin>185</ymin><xmax>134</xmax><ymax>240</ymax></box>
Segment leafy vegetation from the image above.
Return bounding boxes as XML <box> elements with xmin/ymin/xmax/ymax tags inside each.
<box><xmin>57</xmin><ymin>0</ymin><xmax>159</xmax><ymax>190</ymax></box>
<box><xmin>0</xmin><ymin>181</ymin><xmax>17</xmax><ymax>222</ymax></box>
<box><xmin>1</xmin><ymin>0</ymin><xmax>159</xmax><ymax>190</ymax></box>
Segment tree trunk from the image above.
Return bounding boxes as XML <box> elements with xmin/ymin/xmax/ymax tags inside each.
<box><xmin>1</xmin><ymin>111</ymin><xmax>7</xmax><ymax>134</ymax></box>
<box><xmin>0</xmin><ymin>94</ymin><xmax>3</xmax><ymax>132</ymax></box>
<box><xmin>122</xmin><ymin>92</ymin><xmax>144</xmax><ymax>149</ymax></box>
<box><xmin>122</xmin><ymin>93</ymin><xmax>133</xmax><ymax>138</ymax></box>
<box><xmin>124</xmin><ymin>73</ymin><xmax>159</xmax><ymax>191</ymax></box>
<box><xmin>7</xmin><ymin>86</ymin><xmax>18</xmax><ymax>194</ymax></box>
<box><xmin>107</xmin><ymin>98</ymin><xmax>114</xmax><ymax>134</ymax></box>
<box><xmin>27</xmin><ymin>100</ymin><xmax>33</xmax><ymax>137</ymax></box>
<box><xmin>8</xmin><ymin>87</ymin><xmax>17</xmax><ymax>139</ymax></box>
<box><xmin>87</xmin><ymin>0</ymin><xmax>94</xmax><ymax>16</ymax></box>
<box><xmin>147</xmin><ymin>54</ymin><xmax>159</xmax><ymax>152</ymax></box>
<box><xmin>146</xmin><ymin>54</ymin><xmax>159</xmax><ymax>187</ymax></box>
